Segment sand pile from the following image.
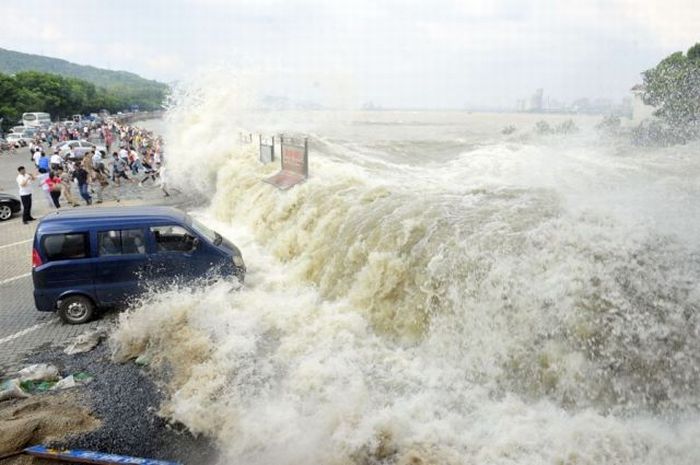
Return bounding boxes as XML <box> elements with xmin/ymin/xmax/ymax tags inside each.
<box><xmin>0</xmin><ymin>391</ymin><xmax>99</xmax><ymax>464</ymax></box>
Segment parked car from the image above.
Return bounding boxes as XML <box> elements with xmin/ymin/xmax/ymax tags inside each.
<box><xmin>0</xmin><ymin>193</ymin><xmax>22</xmax><ymax>221</ymax></box>
<box><xmin>10</xmin><ymin>125</ymin><xmax>26</xmax><ymax>133</ymax></box>
<box><xmin>53</xmin><ymin>140</ymin><xmax>105</xmax><ymax>160</ymax></box>
<box><xmin>0</xmin><ymin>138</ymin><xmax>11</xmax><ymax>151</ymax></box>
<box><xmin>6</xmin><ymin>133</ymin><xmax>27</xmax><ymax>147</ymax></box>
<box><xmin>32</xmin><ymin>206</ymin><xmax>246</xmax><ymax>324</ymax></box>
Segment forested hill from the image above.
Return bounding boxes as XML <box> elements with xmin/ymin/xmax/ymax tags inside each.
<box><xmin>0</xmin><ymin>48</ymin><xmax>167</xmax><ymax>108</ymax></box>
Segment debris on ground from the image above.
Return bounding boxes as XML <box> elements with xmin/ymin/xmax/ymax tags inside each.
<box><xmin>53</xmin><ymin>373</ymin><xmax>93</xmax><ymax>391</ymax></box>
<box><xmin>64</xmin><ymin>329</ymin><xmax>108</xmax><ymax>356</ymax></box>
<box><xmin>19</xmin><ymin>380</ymin><xmax>56</xmax><ymax>393</ymax></box>
<box><xmin>134</xmin><ymin>353</ymin><xmax>152</xmax><ymax>366</ymax></box>
<box><xmin>0</xmin><ymin>380</ymin><xmax>30</xmax><ymax>402</ymax></box>
<box><xmin>24</xmin><ymin>445</ymin><xmax>181</xmax><ymax>465</ymax></box>
<box><xmin>2</xmin><ymin>365</ymin><xmax>95</xmax><ymax>401</ymax></box>
<box><xmin>17</xmin><ymin>365</ymin><xmax>59</xmax><ymax>383</ymax></box>
<box><xmin>0</xmin><ymin>391</ymin><xmax>100</xmax><ymax>458</ymax></box>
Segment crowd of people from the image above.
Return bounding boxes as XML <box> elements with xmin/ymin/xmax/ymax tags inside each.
<box><xmin>14</xmin><ymin>119</ymin><xmax>168</xmax><ymax>224</ymax></box>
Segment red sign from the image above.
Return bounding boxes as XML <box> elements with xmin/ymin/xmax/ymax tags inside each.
<box><xmin>282</xmin><ymin>147</ymin><xmax>304</xmax><ymax>174</ymax></box>
<box><xmin>264</xmin><ymin>136</ymin><xmax>308</xmax><ymax>190</ymax></box>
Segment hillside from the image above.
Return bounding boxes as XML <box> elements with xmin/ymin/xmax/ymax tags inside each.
<box><xmin>0</xmin><ymin>48</ymin><xmax>167</xmax><ymax>109</ymax></box>
<box><xmin>0</xmin><ymin>47</ymin><xmax>166</xmax><ymax>92</ymax></box>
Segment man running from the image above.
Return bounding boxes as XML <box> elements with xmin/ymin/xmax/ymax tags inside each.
<box><xmin>112</xmin><ymin>152</ymin><xmax>130</xmax><ymax>186</ymax></box>
<box><xmin>72</xmin><ymin>161</ymin><xmax>92</xmax><ymax>205</ymax></box>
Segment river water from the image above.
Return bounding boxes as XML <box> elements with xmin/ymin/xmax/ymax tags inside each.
<box><xmin>116</xmin><ymin>82</ymin><xmax>700</xmax><ymax>464</ymax></box>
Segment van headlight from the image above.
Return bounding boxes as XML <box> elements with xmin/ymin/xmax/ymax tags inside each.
<box><xmin>233</xmin><ymin>255</ymin><xmax>245</xmax><ymax>268</ymax></box>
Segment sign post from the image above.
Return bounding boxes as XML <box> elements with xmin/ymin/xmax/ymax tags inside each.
<box><xmin>259</xmin><ymin>135</ymin><xmax>275</xmax><ymax>164</ymax></box>
<box><xmin>263</xmin><ymin>135</ymin><xmax>308</xmax><ymax>190</ymax></box>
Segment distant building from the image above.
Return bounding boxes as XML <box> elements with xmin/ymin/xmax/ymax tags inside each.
<box><xmin>528</xmin><ymin>88</ymin><xmax>543</xmax><ymax>111</ymax></box>
<box><xmin>545</xmin><ymin>97</ymin><xmax>566</xmax><ymax>112</ymax></box>
<box><xmin>572</xmin><ymin>98</ymin><xmax>590</xmax><ymax>113</ymax></box>
<box><xmin>362</xmin><ymin>101</ymin><xmax>381</xmax><ymax>111</ymax></box>
<box><xmin>630</xmin><ymin>84</ymin><xmax>655</xmax><ymax>122</ymax></box>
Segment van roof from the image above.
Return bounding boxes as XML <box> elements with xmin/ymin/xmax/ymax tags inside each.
<box><xmin>37</xmin><ymin>206</ymin><xmax>188</xmax><ymax>233</ymax></box>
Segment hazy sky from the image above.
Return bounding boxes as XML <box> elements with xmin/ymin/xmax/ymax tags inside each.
<box><xmin>1</xmin><ymin>0</ymin><xmax>698</xmax><ymax>109</ymax></box>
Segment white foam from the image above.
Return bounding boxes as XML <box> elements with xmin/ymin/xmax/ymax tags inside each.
<box><xmin>113</xmin><ymin>72</ymin><xmax>700</xmax><ymax>464</ymax></box>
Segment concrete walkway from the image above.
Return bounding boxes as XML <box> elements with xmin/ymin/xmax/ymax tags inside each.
<box><xmin>0</xmin><ymin>147</ymin><xmax>179</xmax><ymax>373</ymax></box>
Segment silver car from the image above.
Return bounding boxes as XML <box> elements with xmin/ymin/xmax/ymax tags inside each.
<box><xmin>6</xmin><ymin>133</ymin><xmax>27</xmax><ymax>147</ymax></box>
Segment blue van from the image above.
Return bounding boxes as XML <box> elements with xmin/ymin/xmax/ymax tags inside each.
<box><xmin>32</xmin><ymin>206</ymin><xmax>245</xmax><ymax>324</ymax></box>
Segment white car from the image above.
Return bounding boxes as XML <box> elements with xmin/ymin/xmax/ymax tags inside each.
<box><xmin>5</xmin><ymin>133</ymin><xmax>28</xmax><ymax>147</ymax></box>
<box><xmin>54</xmin><ymin>140</ymin><xmax>106</xmax><ymax>160</ymax></box>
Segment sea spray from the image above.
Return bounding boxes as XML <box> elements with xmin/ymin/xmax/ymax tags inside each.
<box><xmin>112</xmin><ymin>73</ymin><xmax>700</xmax><ymax>464</ymax></box>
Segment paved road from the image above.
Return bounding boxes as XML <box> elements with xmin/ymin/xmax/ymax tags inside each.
<box><xmin>0</xmin><ymin>147</ymin><xmax>178</xmax><ymax>373</ymax></box>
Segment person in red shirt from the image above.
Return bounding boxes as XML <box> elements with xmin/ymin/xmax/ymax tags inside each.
<box><xmin>44</xmin><ymin>171</ymin><xmax>63</xmax><ymax>208</ymax></box>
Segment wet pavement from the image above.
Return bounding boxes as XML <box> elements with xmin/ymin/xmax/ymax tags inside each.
<box><xmin>0</xmin><ymin>146</ymin><xmax>181</xmax><ymax>373</ymax></box>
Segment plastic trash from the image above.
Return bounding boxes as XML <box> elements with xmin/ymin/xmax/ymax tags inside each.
<box><xmin>20</xmin><ymin>380</ymin><xmax>57</xmax><ymax>392</ymax></box>
<box><xmin>64</xmin><ymin>329</ymin><xmax>106</xmax><ymax>355</ymax></box>
<box><xmin>53</xmin><ymin>375</ymin><xmax>76</xmax><ymax>390</ymax></box>
<box><xmin>0</xmin><ymin>379</ymin><xmax>30</xmax><ymax>401</ymax></box>
<box><xmin>52</xmin><ymin>372</ymin><xmax>93</xmax><ymax>390</ymax></box>
<box><xmin>73</xmin><ymin>372</ymin><xmax>93</xmax><ymax>383</ymax></box>
<box><xmin>17</xmin><ymin>363</ymin><xmax>59</xmax><ymax>382</ymax></box>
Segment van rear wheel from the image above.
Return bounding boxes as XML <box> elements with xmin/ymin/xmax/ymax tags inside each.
<box><xmin>58</xmin><ymin>295</ymin><xmax>95</xmax><ymax>324</ymax></box>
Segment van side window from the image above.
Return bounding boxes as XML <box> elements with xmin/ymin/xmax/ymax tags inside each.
<box><xmin>150</xmin><ymin>226</ymin><xmax>196</xmax><ymax>253</ymax></box>
<box><xmin>98</xmin><ymin>229</ymin><xmax>146</xmax><ymax>256</ymax></box>
<box><xmin>42</xmin><ymin>233</ymin><xmax>89</xmax><ymax>261</ymax></box>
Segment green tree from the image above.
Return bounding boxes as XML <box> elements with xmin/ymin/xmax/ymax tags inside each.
<box><xmin>641</xmin><ymin>43</ymin><xmax>700</xmax><ymax>135</ymax></box>
<box><xmin>0</xmin><ymin>70</ymin><xmax>162</xmax><ymax>131</ymax></box>
<box><xmin>688</xmin><ymin>43</ymin><xmax>700</xmax><ymax>61</ymax></box>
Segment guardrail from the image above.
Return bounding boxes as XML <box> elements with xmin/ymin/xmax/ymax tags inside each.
<box><xmin>112</xmin><ymin>110</ymin><xmax>165</xmax><ymax>124</ymax></box>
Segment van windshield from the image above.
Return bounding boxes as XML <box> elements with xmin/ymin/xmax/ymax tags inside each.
<box><xmin>190</xmin><ymin>218</ymin><xmax>222</xmax><ymax>245</ymax></box>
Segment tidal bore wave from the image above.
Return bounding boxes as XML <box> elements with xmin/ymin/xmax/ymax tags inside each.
<box><xmin>112</xmin><ymin>76</ymin><xmax>700</xmax><ymax>464</ymax></box>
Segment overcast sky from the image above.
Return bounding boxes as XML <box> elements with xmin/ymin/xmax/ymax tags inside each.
<box><xmin>1</xmin><ymin>0</ymin><xmax>698</xmax><ymax>109</ymax></box>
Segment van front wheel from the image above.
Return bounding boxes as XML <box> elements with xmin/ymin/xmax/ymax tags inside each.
<box><xmin>58</xmin><ymin>295</ymin><xmax>95</xmax><ymax>324</ymax></box>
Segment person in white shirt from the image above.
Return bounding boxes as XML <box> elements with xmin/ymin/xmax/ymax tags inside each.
<box><xmin>50</xmin><ymin>152</ymin><xmax>62</xmax><ymax>170</ymax></box>
<box><xmin>33</xmin><ymin>148</ymin><xmax>42</xmax><ymax>168</ymax></box>
<box><xmin>16</xmin><ymin>166</ymin><xmax>36</xmax><ymax>224</ymax></box>
<box><xmin>92</xmin><ymin>151</ymin><xmax>104</xmax><ymax>171</ymax></box>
